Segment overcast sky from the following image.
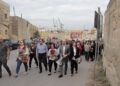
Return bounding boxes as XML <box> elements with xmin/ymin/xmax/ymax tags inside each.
<box><xmin>5</xmin><ymin>0</ymin><xmax>109</xmax><ymax>29</ymax></box>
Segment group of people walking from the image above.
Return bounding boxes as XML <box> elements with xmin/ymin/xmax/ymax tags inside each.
<box><xmin>0</xmin><ymin>37</ymin><xmax>96</xmax><ymax>79</ymax></box>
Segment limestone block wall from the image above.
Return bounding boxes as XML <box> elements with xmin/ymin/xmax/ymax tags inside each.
<box><xmin>104</xmin><ymin>0</ymin><xmax>120</xmax><ymax>86</ymax></box>
<box><xmin>10</xmin><ymin>16</ymin><xmax>39</xmax><ymax>41</ymax></box>
<box><xmin>0</xmin><ymin>0</ymin><xmax>10</xmax><ymax>39</ymax></box>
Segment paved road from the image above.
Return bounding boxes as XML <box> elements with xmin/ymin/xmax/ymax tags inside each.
<box><xmin>0</xmin><ymin>50</ymin><xmax>94</xmax><ymax>86</ymax></box>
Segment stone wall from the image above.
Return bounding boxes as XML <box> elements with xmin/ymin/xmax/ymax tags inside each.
<box><xmin>104</xmin><ymin>0</ymin><xmax>120</xmax><ymax>86</ymax></box>
<box><xmin>10</xmin><ymin>16</ymin><xmax>39</xmax><ymax>41</ymax></box>
<box><xmin>0</xmin><ymin>0</ymin><xmax>10</xmax><ymax>39</ymax></box>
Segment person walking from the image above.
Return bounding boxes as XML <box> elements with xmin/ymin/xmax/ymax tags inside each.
<box><xmin>84</xmin><ymin>42</ymin><xmax>90</xmax><ymax>61</ymax></box>
<box><xmin>47</xmin><ymin>43</ymin><xmax>58</xmax><ymax>76</ymax></box>
<box><xmin>0</xmin><ymin>37</ymin><xmax>11</xmax><ymax>78</ymax></box>
<box><xmin>76</xmin><ymin>41</ymin><xmax>82</xmax><ymax>63</ymax></box>
<box><xmin>36</xmin><ymin>39</ymin><xmax>48</xmax><ymax>73</ymax></box>
<box><xmin>15</xmin><ymin>41</ymin><xmax>29</xmax><ymax>77</ymax></box>
<box><xmin>58</xmin><ymin>40</ymin><xmax>70</xmax><ymax>78</ymax></box>
<box><xmin>29</xmin><ymin>43</ymin><xmax>38</xmax><ymax>70</ymax></box>
<box><xmin>89</xmin><ymin>42</ymin><xmax>95</xmax><ymax>61</ymax></box>
<box><xmin>80</xmin><ymin>41</ymin><xmax>85</xmax><ymax>56</ymax></box>
<box><xmin>69</xmin><ymin>42</ymin><xmax>80</xmax><ymax>76</ymax></box>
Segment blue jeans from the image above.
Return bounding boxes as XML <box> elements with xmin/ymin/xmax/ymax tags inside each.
<box><xmin>16</xmin><ymin>59</ymin><xmax>28</xmax><ymax>74</ymax></box>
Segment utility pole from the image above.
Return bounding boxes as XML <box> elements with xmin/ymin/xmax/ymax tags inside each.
<box><xmin>94</xmin><ymin>7</ymin><xmax>103</xmax><ymax>86</ymax></box>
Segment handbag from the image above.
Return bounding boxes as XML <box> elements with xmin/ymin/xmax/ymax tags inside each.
<box><xmin>56</xmin><ymin>56</ymin><xmax>63</xmax><ymax>66</ymax></box>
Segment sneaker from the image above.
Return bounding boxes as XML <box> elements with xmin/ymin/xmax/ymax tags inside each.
<box><xmin>58</xmin><ymin>75</ymin><xmax>63</xmax><ymax>78</ymax></box>
<box><xmin>9</xmin><ymin>74</ymin><xmax>12</xmax><ymax>77</ymax></box>
<box><xmin>29</xmin><ymin>68</ymin><xmax>31</xmax><ymax>70</ymax></box>
<box><xmin>75</xmin><ymin>71</ymin><xmax>78</xmax><ymax>74</ymax></box>
<box><xmin>71</xmin><ymin>74</ymin><xmax>74</xmax><ymax>77</ymax></box>
<box><xmin>39</xmin><ymin>71</ymin><xmax>42</xmax><ymax>74</ymax></box>
<box><xmin>46</xmin><ymin>69</ymin><xmax>48</xmax><ymax>72</ymax></box>
<box><xmin>23</xmin><ymin>72</ymin><xmax>28</xmax><ymax>75</ymax></box>
<box><xmin>0</xmin><ymin>75</ymin><xmax>2</xmax><ymax>78</ymax></box>
<box><xmin>54</xmin><ymin>71</ymin><xmax>57</xmax><ymax>73</ymax></box>
<box><xmin>64</xmin><ymin>72</ymin><xmax>67</xmax><ymax>75</ymax></box>
<box><xmin>14</xmin><ymin>74</ymin><xmax>18</xmax><ymax>78</ymax></box>
<box><xmin>48</xmin><ymin>73</ymin><xmax>52</xmax><ymax>76</ymax></box>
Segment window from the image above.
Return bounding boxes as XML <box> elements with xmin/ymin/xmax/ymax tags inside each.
<box><xmin>5</xmin><ymin>14</ymin><xmax>7</xmax><ymax>19</ymax></box>
<box><xmin>5</xmin><ymin>30</ymin><xmax>7</xmax><ymax>35</ymax></box>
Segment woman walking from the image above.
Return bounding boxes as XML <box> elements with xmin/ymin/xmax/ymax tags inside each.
<box><xmin>15</xmin><ymin>41</ymin><xmax>29</xmax><ymax>77</ymax></box>
<box><xmin>69</xmin><ymin>42</ymin><xmax>79</xmax><ymax>76</ymax></box>
<box><xmin>76</xmin><ymin>41</ymin><xmax>82</xmax><ymax>63</ymax></box>
<box><xmin>47</xmin><ymin>43</ymin><xmax>58</xmax><ymax>76</ymax></box>
<box><xmin>29</xmin><ymin>43</ymin><xmax>38</xmax><ymax>70</ymax></box>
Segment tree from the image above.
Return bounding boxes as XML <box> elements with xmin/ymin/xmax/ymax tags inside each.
<box><xmin>33</xmin><ymin>31</ymin><xmax>40</xmax><ymax>38</ymax></box>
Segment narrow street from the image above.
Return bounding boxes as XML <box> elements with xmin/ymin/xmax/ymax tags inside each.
<box><xmin>0</xmin><ymin>50</ymin><xmax>94</xmax><ymax>86</ymax></box>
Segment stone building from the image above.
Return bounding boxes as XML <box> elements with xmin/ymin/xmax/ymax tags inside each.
<box><xmin>104</xmin><ymin>0</ymin><xmax>120</xmax><ymax>86</ymax></box>
<box><xmin>40</xmin><ymin>28</ymin><xmax>96</xmax><ymax>41</ymax></box>
<box><xmin>29</xmin><ymin>24</ymin><xmax>39</xmax><ymax>39</ymax></box>
<box><xmin>10</xmin><ymin>16</ymin><xmax>39</xmax><ymax>41</ymax></box>
<box><xmin>0</xmin><ymin>0</ymin><xmax>10</xmax><ymax>39</ymax></box>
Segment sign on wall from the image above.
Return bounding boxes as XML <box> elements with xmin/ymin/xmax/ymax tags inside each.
<box><xmin>70</xmin><ymin>32</ymin><xmax>82</xmax><ymax>39</ymax></box>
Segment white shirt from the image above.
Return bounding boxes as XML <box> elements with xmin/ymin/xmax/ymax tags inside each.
<box><xmin>24</xmin><ymin>47</ymin><xmax>29</xmax><ymax>55</ymax></box>
<box><xmin>84</xmin><ymin>44</ymin><xmax>90</xmax><ymax>52</ymax></box>
<box><xmin>73</xmin><ymin>47</ymin><xmax>76</xmax><ymax>56</ymax></box>
<box><xmin>63</xmin><ymin>46</ymin><xmax>66</xmax><ymax>56</ymax></box>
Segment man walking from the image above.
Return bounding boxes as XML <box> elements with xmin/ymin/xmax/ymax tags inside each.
<box><xmin>0</xmin><ymin>37</ymin><xmax>12</xmax><ymax>78</ymax></box>
<box><xmin>36</xmin><ymin>39</ymin><xmax>48</xmax><ymax>73</ymax></box>
<box><xmin>84</xmin><ymin>42</ymin><xmax>90</xmax><ymax>61</ymax></box>
<box><xmin>58</xmin><ymin>40</ymin><xmax>70</xmax><ymax>78</ymax></box>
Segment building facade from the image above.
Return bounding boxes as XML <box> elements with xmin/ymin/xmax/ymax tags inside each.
<box><xmin>104</xmin><ymin>0</ymin><xmax>120</xmax><ymax>86</ymax></box>
<box><xmin>10</xmin><ymin>16</ymin><xmax>39</xmax><ymax>41</ymax></box>
<box><xmin>0</xmin><ymin>0</ymin><xmax>10</xmax><ymax>39</ymax></box>
<box><xmin>29</xmin><ymin>24</ymin><xmax>39</xmax><ymax>38</ymax></box>
<box><xmin>40</xmin><ymin>28</ymin><xmax>96</xmax><ymax>41</ymax></box>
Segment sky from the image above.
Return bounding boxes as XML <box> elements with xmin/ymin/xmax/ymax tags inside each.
<box><xmin>5</xmin><ymin>0</ymin><xmax>110</xmax><ymax>30</ymax></box>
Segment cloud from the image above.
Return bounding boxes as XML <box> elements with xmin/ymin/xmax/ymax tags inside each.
<box><xmin>5</xmin><ymin>0</ymin><xmax>110</xmax><ymax>29</ymax></box>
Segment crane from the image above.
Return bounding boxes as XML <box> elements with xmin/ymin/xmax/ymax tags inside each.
<box><xmin>13</xmin><ymin>6</ymin><xmax>16</xmax><ymax>16</ymax></box>
<box><xmin>58</xmin><ymin>18</ymin><xmax>64</xmax><ymax>32</ymax></box>
<box><xmin>53</xmin><ymin>18</ymin><xmax>58</xmax><ymax>32</ymax></box>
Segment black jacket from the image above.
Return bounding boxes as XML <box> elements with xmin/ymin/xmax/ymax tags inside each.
<box><xmin>69</xmin><ymin>47</ymin><xmax>80</xmax><ymax>60</ymax></box>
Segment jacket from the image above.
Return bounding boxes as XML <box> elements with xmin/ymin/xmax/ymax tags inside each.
<box><xmin>69</xmin><ymin>47</ymin><xmax>80</xmax><ymax>60</ymax></box>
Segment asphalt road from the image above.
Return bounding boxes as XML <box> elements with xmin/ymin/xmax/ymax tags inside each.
<box><xmin>0</xmin><ymin>50</ymin><xmax>94</xmax><ymax>86</ymax></box>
